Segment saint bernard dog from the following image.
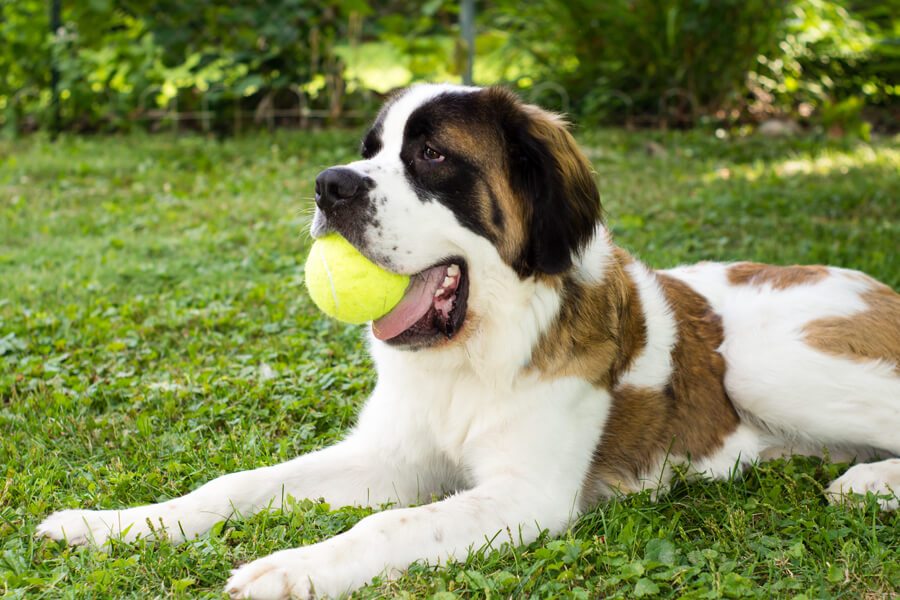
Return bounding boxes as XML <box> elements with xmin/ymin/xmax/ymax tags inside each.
<box><xmin>39</xmin><ymin>84</ymin><xmax>900</xmax><ymax>599</ymax></box>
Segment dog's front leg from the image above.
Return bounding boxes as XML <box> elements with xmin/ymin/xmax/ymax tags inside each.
<box><xmin>226</xmin><ymin>477</ymin><xmax>576</xmax><ymax>600</ymax></box>
<box><xmin>226</xmin><ymin>380</ymin><xmax>605</xmax><ymax>600</ymax></box>
<box><xmin>36</xmin><ymin>429</ymin><xmax>441</xmax><ymax>547</ymax></box>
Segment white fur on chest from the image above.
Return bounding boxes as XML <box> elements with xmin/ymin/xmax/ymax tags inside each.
<box><xmin>365</xmin><ymin>339</ymin><xmax>611</xmax><ymax>492</ymax></box>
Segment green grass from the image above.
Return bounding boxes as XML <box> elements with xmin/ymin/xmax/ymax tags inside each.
<box><xmin>2</xmin><ymin>128</ymin><xmax>899</xmax><ymax>599</ymax></box>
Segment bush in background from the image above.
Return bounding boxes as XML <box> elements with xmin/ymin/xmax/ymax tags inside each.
<box><xmin>488</xmin><ymin>0</ymin><xmax>897</xmax><ymax>130</ymax></box>
<box><xmin>753</xmin><ymin>0</ymin><xmax>899</xmax><ymax>133</ymax></box>
<box><xmin>489</xmin><ymin>0</ymin><xmax>788</xmax><ymax>126</ymax></box>
<box><xmin>0</xmin><ymin>0</ymin><xmax>373</xmax><ymax>134</ymax></box>
<box><xmin>0</xmin><ymin>0</ymin><xmax>896</xmax><ymax>135</ymax></box>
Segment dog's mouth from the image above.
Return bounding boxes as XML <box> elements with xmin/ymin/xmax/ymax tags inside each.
<box><xmin>372</xmin><ymin>260</ymin><xmax>469</xmax><ymax>347</ymax></box>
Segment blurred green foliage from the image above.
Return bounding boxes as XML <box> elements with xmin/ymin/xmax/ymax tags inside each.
<box><xmin>490</xmin><ymin>0</ymin><xmax>789</xmax><ymax>124</ymax></box>
<box><xmin>0</xmin><ymin>0</ymin><xmax>896</xmax><ymax>134</ymax></box>
<box><xmin>1</xmin><ymin>0</ymin><xmax>373</xmax><ymax>134</ymax></box>
<box><xmin>754</xmin><ymin>0</ymin><xmax>899</xmax><ymax>130</ymax></box>
<box><xmin>489</xmin><ymin>0</ymin><xmax>897</xmax><ymax>130</ymax></box>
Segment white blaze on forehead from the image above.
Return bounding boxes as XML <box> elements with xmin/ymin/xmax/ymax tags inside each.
<box><xmin>378</xmin><ymin>84</ymin><xmax>481</xmax><ymax>155</ymax></box>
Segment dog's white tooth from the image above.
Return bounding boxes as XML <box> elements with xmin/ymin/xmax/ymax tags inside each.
<box><xmin>447</xmin><ymin>264</ymin><xmax>460</xmax><ymax>277</ymax></box>
<box><xmin>442</xmin><ymin>276</ymin><xmax>454</xmax><ymax>288</ymax></box>
<box><xmin>434</xmin><ymin>288</ymin><xmax>442</xmax><ymax>298</ymax></box>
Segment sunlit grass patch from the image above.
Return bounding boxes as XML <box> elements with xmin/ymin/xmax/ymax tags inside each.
<box><xmin>2</xmin><ymin>129</ymin><xmax>899</xmax><ymax>599</ymax></box>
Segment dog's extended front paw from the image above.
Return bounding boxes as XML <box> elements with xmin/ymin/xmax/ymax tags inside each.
<box><xmin>826</xmin><ymin>459</ymin><xmax>900</xmax><ymax>511</ymax></box>
<box><xmin>36</xmin><ymin>506</ymin><xmax>181</xmax><ymax>546</ymax></box>
<box><xmin>226</xmin><ymin>547</ymin><xmax>361</xmax><ymax>600</ymax></box>
<box><xmin>36</xmin><ymin>509</ymin><xmax>121</xmax><ymax>547</ymax></box>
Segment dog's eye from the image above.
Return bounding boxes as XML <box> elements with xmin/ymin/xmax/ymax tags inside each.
<box><xmin>423</xmin><ymin>146</ymin><xmax>445</xmax><ymax>163</ymax></box>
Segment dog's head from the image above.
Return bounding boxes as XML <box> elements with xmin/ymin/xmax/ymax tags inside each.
<box><xmin>311</xmin><ymin>84</ymin><xmax>602</xmax><ymax>349</ymax></box>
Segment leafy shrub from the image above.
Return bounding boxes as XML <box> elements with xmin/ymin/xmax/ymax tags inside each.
<box><xmin>485</xmin><ymin>0</ymin><xmax>896</xmax><ymax>129</ymax></box>
<box><xmin>487</xmin><ymin>0</ymin><xmax>789</xmax><ymax>125</ymax></box>
<box><xmin>0</xmin><ymin>0</ymin><xmax>374</xmax><ymax>134</ymax></box>
<box><xmin>1</xmin><ymin>0</ymin><xmax>895</xmax><ymax>134</ymax></box>
<box><xmin>753</xmin><ymin>0</ymin><xmax>900</xmax><ymax>131</ymax></box>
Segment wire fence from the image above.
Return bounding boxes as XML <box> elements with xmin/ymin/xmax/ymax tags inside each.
<box><xmin>131</xmin><ymin>83</ymin><xmax>382</xmax><ymax>134</ymax></box>
<box><xmin>6</xmin><ymin>77</ymin><xmax>711</xmax><ymax>134</ymax></box>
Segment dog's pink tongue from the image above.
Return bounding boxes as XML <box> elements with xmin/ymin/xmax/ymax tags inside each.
<box><xmin>372</xmin><ymin>266</ymin><xmax>447</xmax><ymax>340</ymax></box>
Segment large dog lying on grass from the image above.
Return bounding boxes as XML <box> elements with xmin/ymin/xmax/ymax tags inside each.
<box><xmin>39</xmin><ymin>84</ymin><xmax>900</xmax><ymax>599</ymax></box>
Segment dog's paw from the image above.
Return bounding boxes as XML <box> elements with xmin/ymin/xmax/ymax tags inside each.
<box><xmin>226</xmin><ymin>552</ymin><xmax>315</xmax><ymax>600</ymax></box>
<box><xmin>36</xmin><ymin>509</ymin><xmax>121</xmax><ymax>547</ymax></box>
<box><xmin>826</xmin><ymin>459</ymin><xmax>900</xmax><ymax>511</ymax></box>
<box><xmin>36</xmin><ymin>506</ymin><xmax>177</xmax><ymax>546</ymax></box>
<box><xmin>226</xmin><ymin>547</ymin><xmax>361</xmax><ymax>600</ymax></box>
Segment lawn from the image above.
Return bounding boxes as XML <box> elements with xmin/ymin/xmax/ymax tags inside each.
<box><xmin>1</xmin><ymin>127</ymin><xmax>899</xmax><ymax>599</ymax></box>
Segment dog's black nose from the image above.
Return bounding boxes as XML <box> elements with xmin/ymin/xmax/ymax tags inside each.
<box><xmin>315</xmin><ymin>167</ymin><xmax>370</xmax><ymax>212</ymax></box>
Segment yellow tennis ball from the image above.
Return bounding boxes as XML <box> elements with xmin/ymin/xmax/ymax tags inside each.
<box><xmin>304</xmin><ymin>234</ymin><xmax>410</xmax><ymax>324</ymax></box>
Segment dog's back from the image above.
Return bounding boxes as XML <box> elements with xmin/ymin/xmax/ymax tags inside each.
<box><xmin>667</xmin><ymin>260</ymin><xmax>900</xmax><ymax>461</ymax></box>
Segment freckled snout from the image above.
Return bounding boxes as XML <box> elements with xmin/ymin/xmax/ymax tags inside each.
<box><xmin>314</xmin><ymin>167</ymin><xmax>374</xmax><ymax>215</ymax></box>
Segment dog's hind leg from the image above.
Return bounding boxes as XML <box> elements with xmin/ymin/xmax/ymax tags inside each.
<box><xmin>826</xmin><ymin>459</ymin><xmax>900</xmax><ymax>511</ymax></box>
<box><xmin>725</xmin><ymin>345</ymin><xmax>900</xmax><ymax>511</ymax></box>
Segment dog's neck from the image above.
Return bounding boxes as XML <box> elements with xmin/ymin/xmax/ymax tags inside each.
<box><xmin>369</xmin><ymin>225</ymin><xmax>646</xmax><ymax>392</ymax></box>
<box><xmin>526</xmin><ymin>227</ymin><xmax>646</xmax><ymax>390</ymax></box>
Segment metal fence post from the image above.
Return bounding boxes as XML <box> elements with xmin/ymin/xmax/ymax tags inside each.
<box><xmin>49</xmin><ymin>0</ymin><xmax>61</xmax><ymax>137</ymax></box>
<box><xmin>460</xmin><ymin>0</ymin><xmax>474</xmax><ymax>85</ymax></box>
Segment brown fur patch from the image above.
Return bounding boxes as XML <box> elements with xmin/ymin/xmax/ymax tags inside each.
<box><xmin>422</xmin><ymin>106</ymin><xmax>530</xmax><ymax>272</ymax></box>
<box><xmin>476</xmin><ymin>87</ymin><xmax>601</xmax><ymax>276</ymax></box>
<box><xmin>528</xmin><ymin>247</ymin><xmax>646</xmax><ymax>389</ymax></box>
<box><xmin>803</xmin><ymin>280</ymin><xmax>900</xmax><ymax>374</ymax></box>
<box><xmin>727</xmin><ymin>262</ymin><xmax>830</xmax><ymax>289</ymax></box>
<box><xmin>482</xmin><ymin>170</ymin><xmax>529</xmax><ymax>268</ymax></box>
<box><xmin>445</xmin><ymin>121</ymin><xmax>528</xmax><ymax>267</ymax></box>
<box><xmin>581</xmin><ymin>272</ymin><xmax>740</xmax><ymax>505</ymax></box>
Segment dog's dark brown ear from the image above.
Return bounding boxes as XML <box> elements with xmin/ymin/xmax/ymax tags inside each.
<box><xmin>483</xmin><ymin>87</ymin><xmax>602</xmax><ymax>276</ymax></box>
